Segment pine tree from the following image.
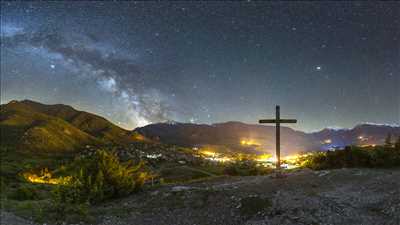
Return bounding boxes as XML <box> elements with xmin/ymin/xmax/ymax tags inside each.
<box><xmin>395</xmin><ymin>136</ymin><xmax>400</xmax><ymax>149</ymax></box>
<box><xmin>384</xmin><ymin>133</ymin><xmax>392</xmax><ymax>147</ymax></box>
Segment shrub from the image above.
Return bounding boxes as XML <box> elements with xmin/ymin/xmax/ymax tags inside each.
<box><xmin>302</xmin><ymin>146</ymin><xmax>400</xmax><ymax>170</ymax></box>
<box><xmin>301</xmin><ymin>152</ymin><xmax>329</xmax><ymax>170</ymax></box>
<box><xmin>52</xmin><ymin>149</ymin><xmax>148</xmax><ymax>205</ymax></box>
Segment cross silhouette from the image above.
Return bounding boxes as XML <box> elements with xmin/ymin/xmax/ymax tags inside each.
<box><xmin>259</xmin><ymin>105</ymin><xmax>297</xmax><ymax>169</ymax></box>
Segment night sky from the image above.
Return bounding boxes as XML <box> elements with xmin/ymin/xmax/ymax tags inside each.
<box><xmin>1</xmin><ymin>1</ymin><xmax>399</xmax><ymax>132</ymax></box>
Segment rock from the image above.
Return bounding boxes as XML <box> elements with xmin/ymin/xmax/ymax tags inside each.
<box><xmin>317</xmin><ymin>170</ymin><xmax>330</xmax><ymax>177</ymax></box>
<box><xmin>151</xmin><ymin>190</ymin><xmax>159</xmax><ymax>196</ymax></box>
<box><xmin>171</xmin><ymin>186</ymin><xmax>191</xmax><ymax>192</ymax></box>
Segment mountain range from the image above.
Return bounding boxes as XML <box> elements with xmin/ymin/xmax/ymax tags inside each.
<box><xmin>1</xmin><ymin>100</ymin><xmax>399</xmax><ymax>155</ymax></box>
<box><xmin>135</xmin><ymin>122</ymin><xmax>400</xmax><ymax>155</ymax></box>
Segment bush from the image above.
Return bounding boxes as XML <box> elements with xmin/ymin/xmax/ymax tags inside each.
<box><xmin>52</xmin><ymin>149</ymin><xmax>148</xmax><ymax>205</ymax></box>
<box><xmin>302</xmin><ymin>145</ymin><xmax>400</xmax><ymax>170</ymax></box>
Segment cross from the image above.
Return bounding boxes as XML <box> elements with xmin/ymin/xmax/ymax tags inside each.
<box><xmin>259</xmin><ymin>105</ymin><xmax>297</xmax><ymax>169</ymax></box>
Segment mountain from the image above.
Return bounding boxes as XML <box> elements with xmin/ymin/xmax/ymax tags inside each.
<box><xmin>2</xmin><ymin>99</ymin><xmax>399</xmax><ymax>155</ymax></box>
<box><xmin>135</xmin><ymin>121</ymin><xmax>400</xmax><ymax>155</ymax></box>
<box><xmin>0</xmin><ymin>100</ymin><xmax>145</xmax><ymax>152</ymax></box>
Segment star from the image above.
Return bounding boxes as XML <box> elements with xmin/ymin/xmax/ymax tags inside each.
<box><xmin>1</xmin><ymin>2</ymin><xmax>398</xmax><ymax>131</ymax></box>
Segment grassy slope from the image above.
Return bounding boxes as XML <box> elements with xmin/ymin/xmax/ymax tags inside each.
<box><xmin>14</xmin><ymin>100</ymin><xmax>139</xmax><ymax>144</ymax></box>
<box><xmin>0</xmin><ymin>101</ymin><xmax>101</xmax><ymax>153</ymax></box>
<box><xmin>0</xmin><ymin>100</ymin><xmax>151</xmax><ymax>152</ymax></box>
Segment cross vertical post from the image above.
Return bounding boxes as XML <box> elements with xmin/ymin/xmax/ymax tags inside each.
<box><xmin>275</xmin><ymin>105</ymin><xmax>280</xmax><ymax>169</ymax></box>
<box><xmin>259</xmin><ymin>105</ymin><xmax>297</xmax><ymax>169</ymax></box>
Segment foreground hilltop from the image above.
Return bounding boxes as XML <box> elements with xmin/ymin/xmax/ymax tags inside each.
<box><xmin>97</xmin><ymin>168</ymin><xmax>400</xmax><ymax>225</ymax></box>
<box><xmin>3</xmin><ymin>168</ymin><xmax>399</xmax><ymax>225</ymax></box>
<box><xmin>0</xmin><ymin>100</ymin><xmax>146</xmax><ymax>152</ymax></box>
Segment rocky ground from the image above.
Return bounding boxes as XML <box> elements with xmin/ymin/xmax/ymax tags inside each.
<box><xmin>97</xmin><ymin>168</ymin><xmax>400</xmax><ymax>225</ymax></box>
<box><xmin>0</xmin><ymin>211</ymin><xmax>36</xmax><ymax>225</ymax></box>
<box><xmin>2</xmin><ymin>168</ymin><xmax>400</xmax><ymax>225</ymax></box>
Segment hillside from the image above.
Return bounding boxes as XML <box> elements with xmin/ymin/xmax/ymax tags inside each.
<box><xmin>135</xmin><ymin>122</ymin><xmax>400</xmax><ymax>155</ymax></box>
<box><xmin>0</xmin><ymin>100</ymin><xmax>145</xmax><ymax>152</ymax></box>
<box><xmin>16</xmin><ymin>100</ymin><xmax>140</xmax><ymax>144</ymax></box>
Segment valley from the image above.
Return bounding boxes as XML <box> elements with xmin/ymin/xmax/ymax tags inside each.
<box><xmin>1</xmin><ymin>100</ymin><xmax>399</xmax><ymax>225</ymax></box>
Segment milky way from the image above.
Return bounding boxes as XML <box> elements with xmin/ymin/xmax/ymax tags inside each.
<box><xmin>1</xmin><ymin>2</ymin><xmax>399</xmax><ymax>131</ymax></box>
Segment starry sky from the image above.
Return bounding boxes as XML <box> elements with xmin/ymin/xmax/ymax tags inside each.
<box><xmin>1</xmin><ymin>1</ymin><xmax>399</xmax><ymax>132</ymax></box>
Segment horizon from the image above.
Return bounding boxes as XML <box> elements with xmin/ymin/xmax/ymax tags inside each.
<box><xmin>1</xmin><ymin>1</ymin><xmax>399</xmax><ymax>132</ymax></box>
<box><xmin>2</xmin><ymin>98</ymin><xmax>399</xmax><ymax>133</ymax></box>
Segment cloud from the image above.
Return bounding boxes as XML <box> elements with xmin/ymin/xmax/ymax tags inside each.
<box><xmin>1</xmin><ymin>24</ymin><xmax>24</xmax><ymax>37</ymax></box>
<box><xmin>2</xmin><ymin>26</ymin><xmax>172</xmax><ymax>127</ymax></box>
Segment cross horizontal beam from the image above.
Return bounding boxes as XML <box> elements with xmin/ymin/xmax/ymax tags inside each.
<box><xmin>259</xmin><ymin>119</ymin><xmax>297</xmax><ymax>124</ymax></box>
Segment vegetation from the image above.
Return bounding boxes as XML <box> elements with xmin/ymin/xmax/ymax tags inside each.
<box><xmin>52</xmin><ymin>150</ymin><xmax>148</xmax><ymax>205</ymax></box>
<box><xmin>0</xmin><ymin>146</ymin><xmax>149</xmax><ymax>223</ymax></box>
<box><xmin>301</xmin><ymin>145</ymin><xmax>400</xmax><ymax>170</ymax></box>
<box><xmin>0</xmin><ymin>100</ymin><xmax>145</xmax><ymax>152</ymax></box>
<box><xmin>223</xmin><ymin>160</ymin><xmax>273</xmax><ymax>176</ymax></box>
<box><xmin>385</xmin><ymin>133</ymin><xmax>392</xmax><ymax>147</ymax></box>
<box><xmin>395</xmin><ymin>135</ymin><xmax>400</xmax><ymax>149</ymax></box>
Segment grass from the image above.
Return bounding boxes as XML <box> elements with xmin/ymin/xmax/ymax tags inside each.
<box><xmin>0</xmin><ymin>100</ymin><xmax>141</xmax><ymax>153</ymax></box>
<box><xmin>159</xmin><ymin>166</ymin><xmax>214</xmax><ymax>183</ymax></box>
<box><xmin>1</xmin><ymin>194</ymin><xmax>50</xmax><ymax>224</ymax></box>
<box><xmin>0</xmin><ymin>146</ymin><xmax>78</xmax><ymax>223</ymax></box>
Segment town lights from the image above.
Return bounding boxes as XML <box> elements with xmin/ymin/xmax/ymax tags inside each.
<box><xmin>240</xmin><ymin>139</ymin><xmax>260</xmax><ymax>146</ymax></box>
<box><xmin>23</xmin><ymin>171</ymin><xmax>71</xmax><ymax>185</ymax></box>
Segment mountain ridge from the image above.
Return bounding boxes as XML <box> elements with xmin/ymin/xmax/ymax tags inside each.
<box><xmin>1</xmin><ymin>99</ymin><xmax>399</xmax><ymax>155</ymax></box>
<box><xmin>135</xmin><ymin>121</ymin><xmax>400</xmax><ymax>155</ymax></box>
<box><xmin>0</xmin><ymin>99</ymin><xmax>146</xmax><ymax>152</ymax></box>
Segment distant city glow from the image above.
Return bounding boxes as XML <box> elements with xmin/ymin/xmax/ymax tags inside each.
<box><xmin>358</xmin><ymin>136</ymin><xmax>368</xmax><ymax>141</ymax></box>
<box><xmin>240</xmin><ymin>139</ymin><xmax>260</xmax><ymax>146</ymax></box>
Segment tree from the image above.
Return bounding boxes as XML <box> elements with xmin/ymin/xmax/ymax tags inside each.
<box><xmin>395</xmin><ymin>136</ymin><xmax>400</xmax><ymax>149</ymax></box>
<box><xmin>384</xmin><ymin>133</ymin><xmax>392</xmax><ymax>147</ymax></box>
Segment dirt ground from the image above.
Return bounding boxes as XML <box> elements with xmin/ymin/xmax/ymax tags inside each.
<box><xmin>96</xmin><ymin>168</ymin><xmax>400</xmax><ymax>225</ymax></box>
<box><xmin>2</xmin><ymin>168</ymin><xmax>400</xmax><ymax>225</ymax></box>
